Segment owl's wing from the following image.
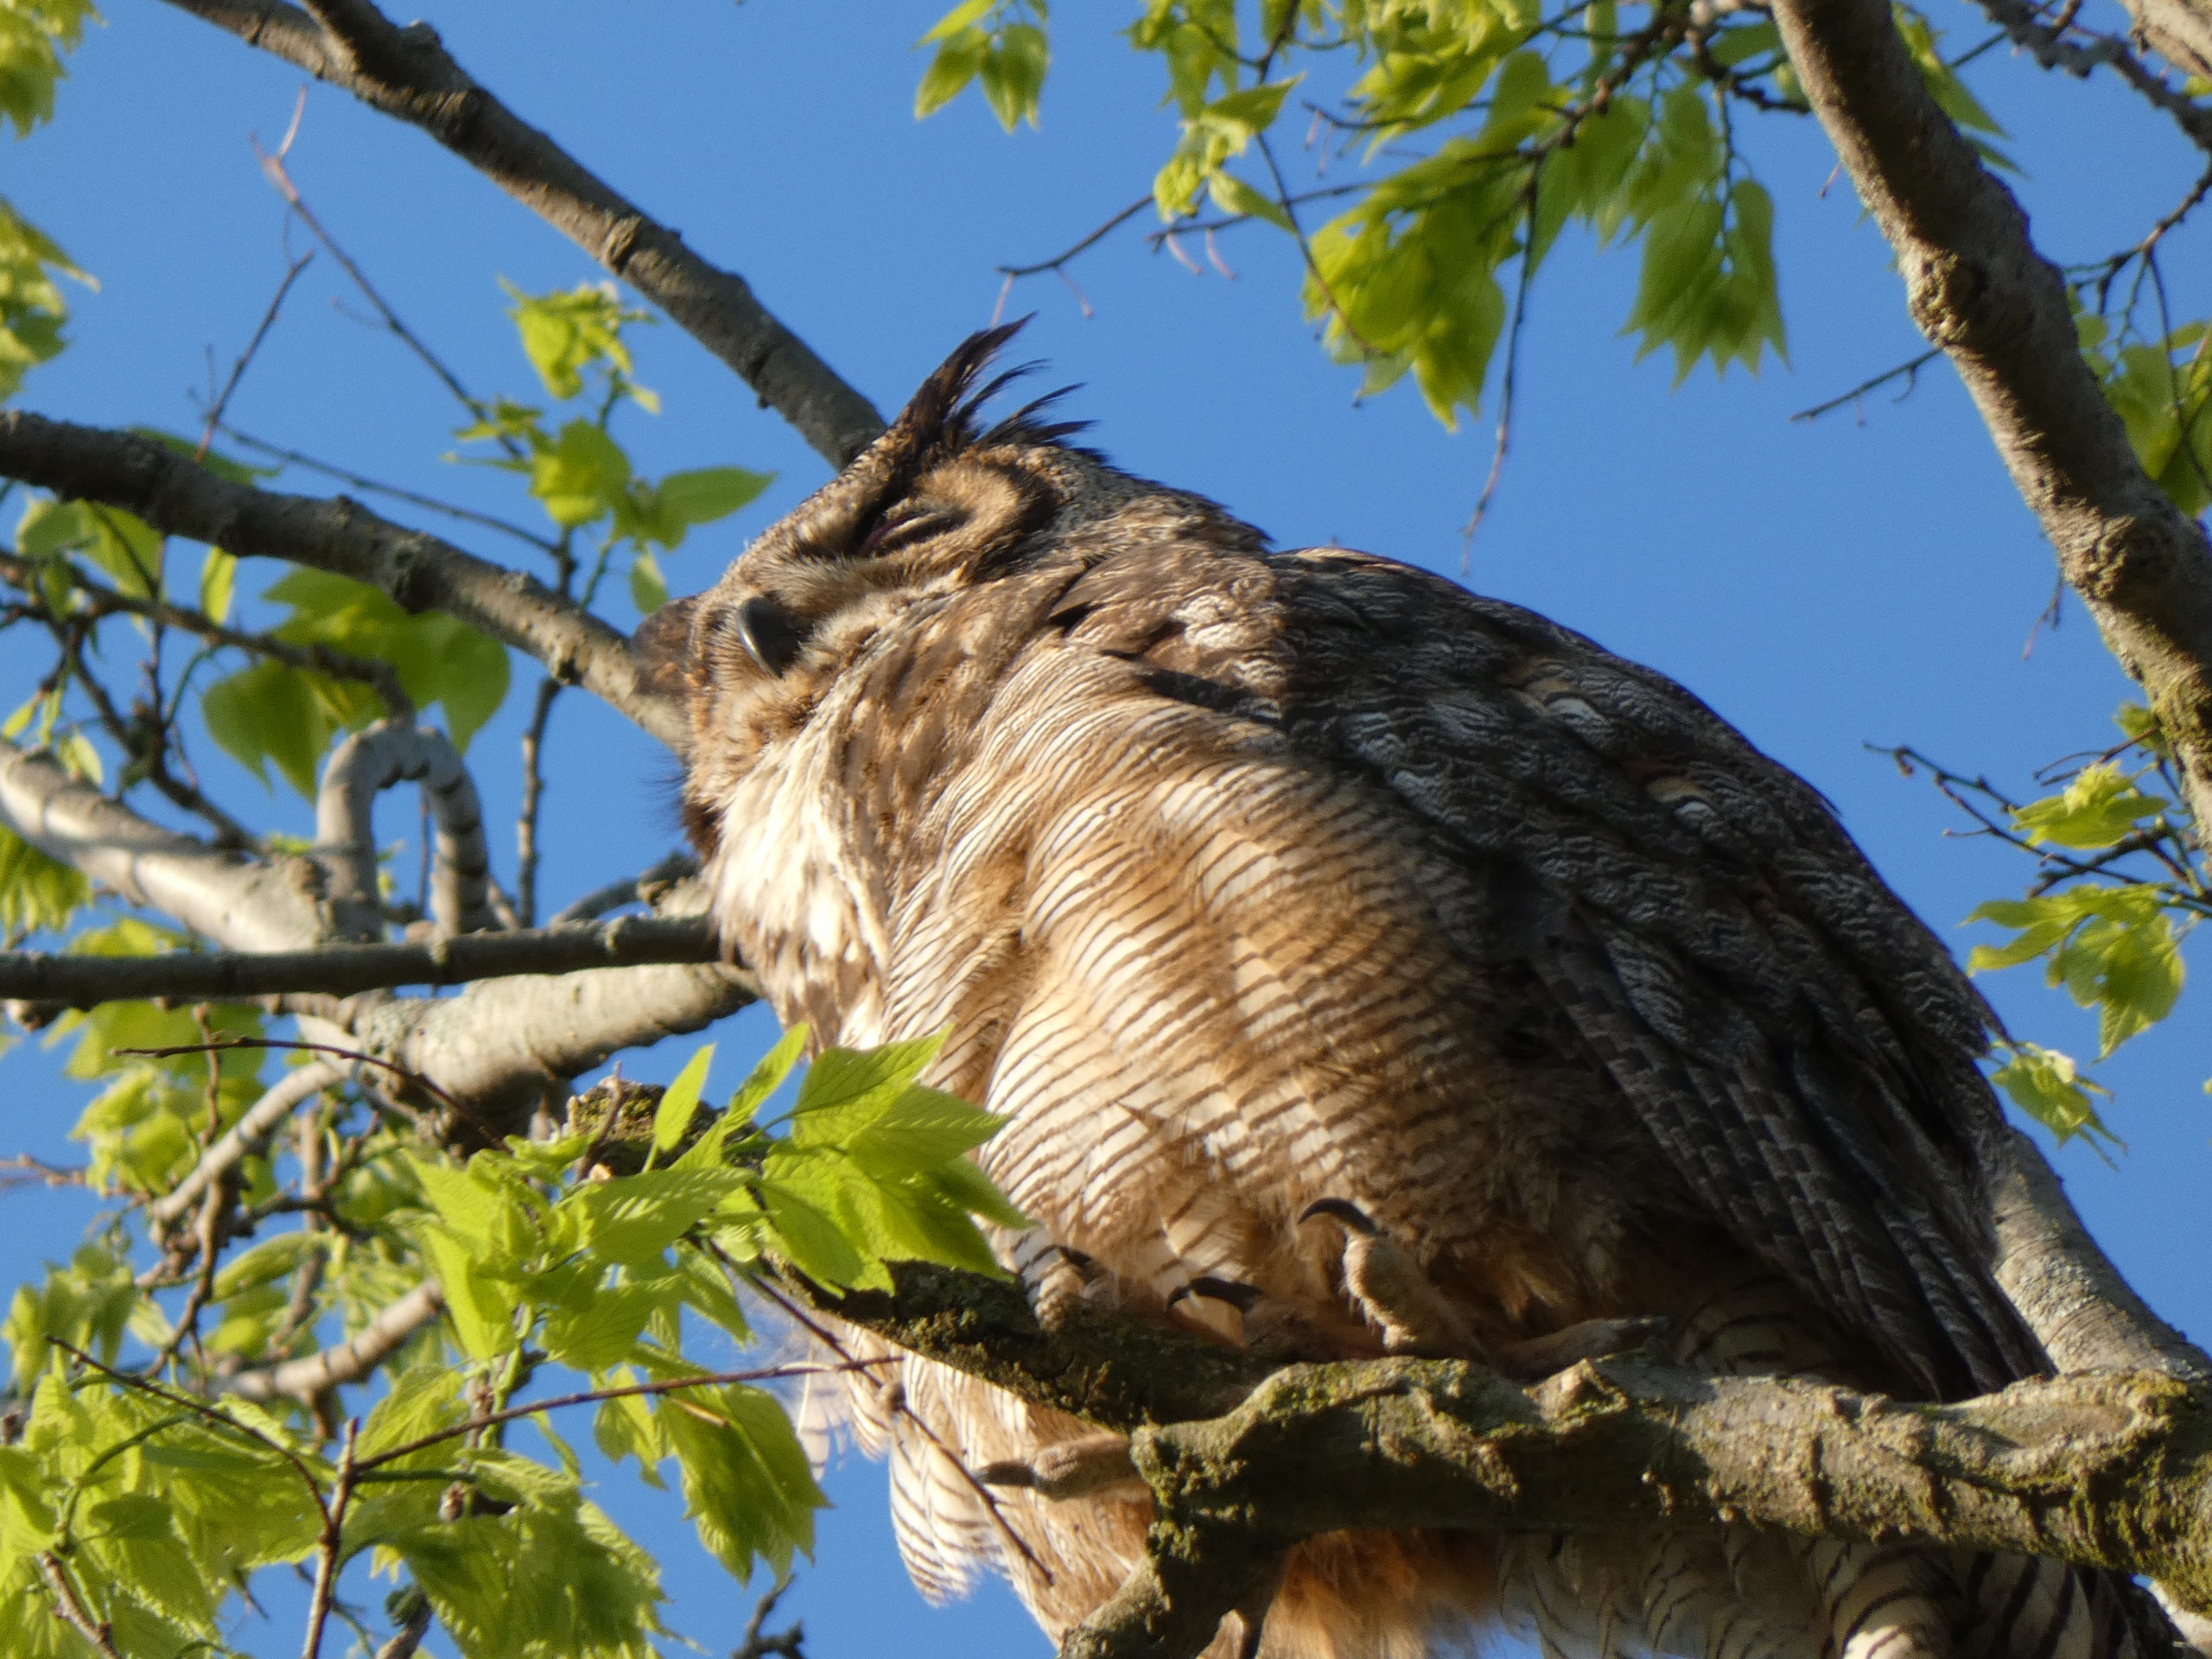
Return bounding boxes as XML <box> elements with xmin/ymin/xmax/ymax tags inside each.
<box><xmin>1066</xmin><ymin>540</ymin><xmax>2041</xmax><ymax>1400</ymax></box>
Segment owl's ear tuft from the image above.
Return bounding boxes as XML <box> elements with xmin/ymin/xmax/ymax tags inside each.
<box><xmin>632</xmin><ymin>595</ymin><xmax>699</xmax><ymax>698</ymax></box>
<box><xmin>899</xmin><ymin>318</ymin><xmax>1037</xmax><ymax>454</ymax></box>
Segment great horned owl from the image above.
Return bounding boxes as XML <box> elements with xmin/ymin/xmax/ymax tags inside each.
<box><xmin>637</xmin><ymin>327</ymin><xmax>2171</xmax><ymax>1659</ymax></box>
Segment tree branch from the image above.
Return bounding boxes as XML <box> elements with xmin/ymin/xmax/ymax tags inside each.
<box><xmin>346</xmin><ymin>954</ymin><xmax>755</xmax><ymax>1126</ymax></box>
<box><xmin>0</xmin><ymin>914</ymin><xmax>719</xmax><ymax>1009</ymax></box>
<box><xmin>798</xmin><ymin>1255</ymin><xmax>2212</xmax><ymax>1659</ymax></box>
<box><xmin>1768</xmin><ymin>0</ymin><xmax>2212</xmax><ymax>841</ymax></box>
<box><xmin>159</xmin><ymin>0</ymin><xmax>886</xmax><ymax>467</ymax></box>
<box><xmin>0</xmin><ymin>738</ymin><xmax>327</xmax><ymax>950</ymax></box>
<box><xmin>315</xmin><ymin>721</ymin><xmax>495</xmax><ymax>938</ymax></box>
<box><xmin>0</xmin><ymin>411</ymin><xmax>688</xmax><ymax>751</ymax></box>
<box><xmin>226</xmin><ymin>1280</ymin><xmax>444</xmax><ymax>1402</ymax></box>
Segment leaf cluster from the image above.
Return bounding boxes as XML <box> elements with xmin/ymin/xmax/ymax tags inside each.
<box><xmin>0</xmin><ymin>1027</ymin><xmax>1024</xmax><ymax>1657</ymax></box>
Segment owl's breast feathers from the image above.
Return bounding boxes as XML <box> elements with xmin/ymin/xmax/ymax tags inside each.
<box><xmin>709</xmin><ymin>529</ymin><xmax>2041</xmax><ymax>1400</ymax></box>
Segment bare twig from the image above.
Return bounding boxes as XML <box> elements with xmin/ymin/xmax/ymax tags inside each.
<box><xmin>515</xmin><ymin>677</ymin><xmax>561</xmax><ymax>927</ymax></box>
<box><xmin>547</xmin><ymin>850</ymin><xmax>698</xmax><ymax>926</ymax></box>
<box><xmin>353</xmin><ymin>1358</ymin><xmax>890</xmax><ymax>1471</ymax></box>
<box><xmin>733</xmin><ymin>1579</ymin><xmax>805</xmax><ymax>1659</ymax></box>
<box><xmin>116</xmin><ymin>1035</ymin><xmax>464</xmax><ymax>1109</ymax></box>
<box><xmin>160</xmin><ymin>0</ymin><xmax>886</xmax><ymax>465</ymax></box>
<box><xmin>1789</xmin><ymin>346</ymin><xmax>1944</xmax><ymax>423</ymax></box>
<box><xmin>194</xmin><ymin>249</ymin><xmax>315</xmax><ymax>463</ymax></box>
<box><xmin>219</xmin><ymin>423</ymin><xmax>560</xmax><ymax>553</ymax></box>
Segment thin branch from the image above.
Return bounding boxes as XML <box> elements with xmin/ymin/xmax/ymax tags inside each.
<box><xmin>257</xmin><ymin>144</ymin><xmax>505</xmax><ymax>448</ymax></box>
<box><xmin>0</xmin><ymin>546</ymin><xmax>414</xmax><ymax>717</ymax></box>
<box><xmin>0</xmin><ymin>412</ymin><xmax>686</xmax><ymax>749</ymax></box>
<box><xmin>997</xmin><ymin>196</ymin><xmax>1153</xmax><ymax>281</ymax></box>
<box><xmin>1460</xmin><ymin>166</ymin><xmax>1543</xmax><ymax>568</ymax></box>
<box><xmin>0</xmin><ymin>735</ymin><xmax>325</xmax><ymax>950</ymax></box>
<box><xmin>0</xmin><ymin>913</ymin><xmax>718</xmax><ymax>1006</ymax></box>
<box><xmin>117</xmin><ymin>1035</ymin><xmax>465</xmax><ymax>1109</ymax></box>
<box><xmin>1789</xmin><ymin>346</ymin><xmax>1943</xmax><ymax>423</ymax></box>
<box><xmin>159</xmin><ymin>0</ymin><xmax>887</xmax><ymax>466</ymax></box>
<box><xmin>515</xmin><ymin>677</ymin><xmax>560</xmax><ymax>927</ymax></box>
<box><xmin>547</xmin><ymin>850</ymin><xmax>697</xmax><ymax>926</ymax></box>
<box><xmin>194</xmin><ymin>248</ymin><xmax>315</xmax><ymax>463</ymax></box>
<box><xmin>353</xmin><ymin>1358</ymin><xmax>888</xmax><ymax>1471</ymax></box>
<box><xmin>733</xmin><ymin>1579</ymin><xmax>805</xmax><ymax>1659</ymax></box>
<box><xmin>301</xmin><ymin>1420</ymin><xmax>358</xmax><ymax>1659</ymax></box>
<box><xmin>1965</xmin><ymin>0</ymin><xmax>2212</xmax><ymax>154</ymax></box>
<box><xmin>219</xmin><ymin>423</ymin><xmax>560</xmax><ymax>554</ymax></box>
<box><xmin>149</xmin><ymin>1059</ymin><xmax>346</xmax><ymax>1231</ymax></box>
<box><xmin>37</xmin><ymin>1554</ymin><xmax>124</xmax><ymax>1659</ymax></box>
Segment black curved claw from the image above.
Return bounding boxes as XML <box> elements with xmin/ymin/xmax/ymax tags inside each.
<box><xmin>1297</xmin><ymin>1197</ymin><xmax>1380</xmax><ymax>1235</ymax></box>
<box><xmin>1167</xmin><ymin>1275</ymin><xmax>1265</xmax><ymax>1314</ymax></box>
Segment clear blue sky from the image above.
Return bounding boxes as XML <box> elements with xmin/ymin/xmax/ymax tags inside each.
<box><xmin>3</xmin><ymin>3</ymin><xmax>2207</xmax><ymax>1656</ymax></box>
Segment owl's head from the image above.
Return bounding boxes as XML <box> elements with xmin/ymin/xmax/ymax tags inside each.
<box><xmin>634</xmin><ymin>324</ymin><xmax>1264</xmax><ymax>854</ymax></box>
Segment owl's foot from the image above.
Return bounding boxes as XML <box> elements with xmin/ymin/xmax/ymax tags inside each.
<box><xmin>976</xmin><ymin>1433</ymin><xmax>1147</xmax><ymax>1501</ymax></box>
<box><xmin>1298</xmin><ymin>1198</ymin><xmax>1471</xmax><ymax>1356</ymax></box>
<box><xmin>1495</xmin><ymin>1314</ymin><xmax>1671</xmax><ymax>1379</ymax></box>
<box><xmin>1015</xmin><ymin>1240</ymin><xmax>1099</xmax><ymax>1332</ymax></box>
<box><xmin>1167</xmin><ymin>1276</ymin><xmax>1332</xmax><ymax>1361</ymax></box>
<box><xmin>1222</xmin><ymin>1554</ymin><xmax>1289</xmax><ymax>1659</ymax></box>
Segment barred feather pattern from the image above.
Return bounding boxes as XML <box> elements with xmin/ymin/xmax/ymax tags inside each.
<box><xmin>639</xmin><ymin>329</ymin><xmax>2177</xmax><ymax>1659</ymax></box>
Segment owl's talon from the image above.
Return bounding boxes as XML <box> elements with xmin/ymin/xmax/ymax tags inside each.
<box><xmin>1018</xmin><ymin>1241</ymin><xmax>1099</xmax><ymax>1332</ymax></box>
<box><xmin>1300</xmin><ymin>1198</ymin><xmax>1471</xmax><ymax>1356</ymax></box>
<box><xmin>1496</xmin><ymin>1314</ymin><xmax>1673</xmax><ymax>1379</ymax></box>
<box><xmin>977</xmin><ymin>1432</ymin><xmax>1146</xmax><ymax>1501</ymax></box>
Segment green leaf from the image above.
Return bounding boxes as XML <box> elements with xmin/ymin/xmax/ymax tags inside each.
<box><xmin>195</xmin><ymin>545</ymin><xmax>234</xmax><ymax>625</ymax></box>
<box><xmin>561</xmin><ymin>1167</ymin><xmax>745</xmax><ymax>1268</ymax></box>
<box><xmin>650</xmin><ymin>1045</ymin><xmax>714</xmax><ymax>1162</ymax></box>
<box><xmin>918</xmin><ymin>0</ymin><xmax>995</xmax><ymax>45</ymax></box>
<box><xmin>0</xmin><ymin>197</ymin><xmax>86</xmax><ymax>401</ymax></box>
<box><xmin>503</xmin><ymin>279</ymin><xmax>650</xmax><ymax>403</ymax></box>
<box><xmin>2010</xmin><ymin>763</ymin><xmax>2168</xmax><ymax>850</ymax></box>
<box><xmin>652</xmin><ymin>465</ymin><xmax>772</xmax><ymax>531</ymax></box>
<box><xmin>657</xmin><ymin>1382</ymin><xmax>823</xmax><ymax>1582</ymax></box>
<box><xmin>1990</xmin><ymin>1043</ymin><xmax>2114</xmax><ymax>1145</ymax></box>
<box><xmin>915</xmin><ymin>26</ymin><xmax>988</xmax><ymax>118</ymax></box>
<box><xmin>531</xmin><ymin>419</ymin><xmax>633</xmax><ymax>529</ymax></box>
<box><xmin>628</xmin><ymin>549</ymin><xmax>667</xmax><ymax>616</ymax></box>
<box><xmin>0</xmin><ymin>820</ymin><xmax>89</xmax><ymax>940</ymax></box>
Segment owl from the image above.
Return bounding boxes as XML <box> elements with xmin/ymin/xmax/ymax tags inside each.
<box><xmin>636</xmin><ymin>327</ymin><xmax>2174</xmax><ymax>1659</ymax></box>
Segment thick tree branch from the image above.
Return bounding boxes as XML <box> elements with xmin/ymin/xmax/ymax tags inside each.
<box><xmin>1991</xmin><ymin>1128</ymin><xmax>2212</xmax><ymax>1383</ymax></box>
<box><xmin>160</xmin><ymin>0</ymin><xmax>887</xmax><ymax>467</ymax></box>
<box><xmin>799</xmin><ymin>1259</ymin><xmax>2212</xmax><ymax>1659</ymax></box>
<box><xmin>346</xmin><ymin>955</ymin><xmax>755</xmax><ymax>1127</ymax></box>
<box><xmin>0</xmin><ymin>411</ymin><xmax>687</xmax><ymax>751</ymax></box>
<box><xmin>0</xmin><ymin>738</ymin><xmax>327</xmax><ymax>950</ymax></box>
<box><xmin>0</xmin><ymin>914</ymin><xmax>717</xmax><ymax>1008</ymax></box>
<box><xmin>1768</xmin><ymin>0</ymin><xmax>2212</xmax><ymax>838</ymax></box>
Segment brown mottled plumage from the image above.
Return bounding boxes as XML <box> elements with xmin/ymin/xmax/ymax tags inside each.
<box><xmin>637</xmin><ymin>328</ymin><xmax>2173</xmax><ymax>1659</ymax></box>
